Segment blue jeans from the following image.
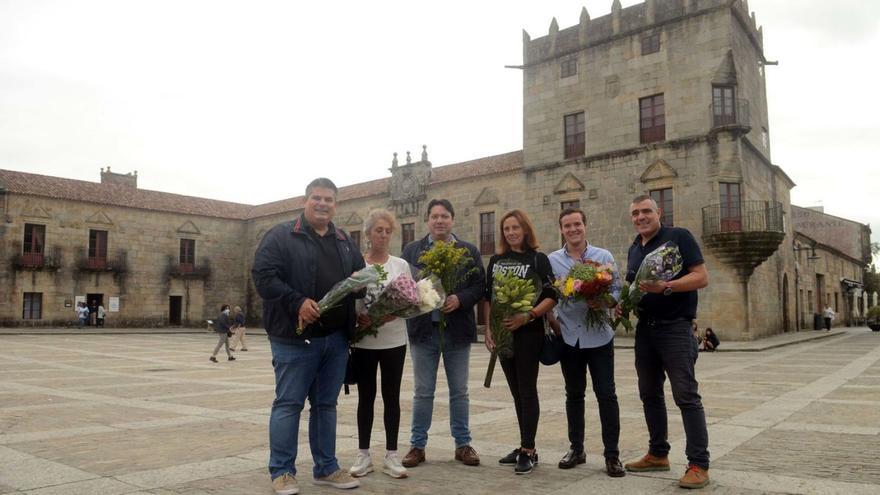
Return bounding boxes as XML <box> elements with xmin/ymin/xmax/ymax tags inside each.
<box><xmin>409</xmin><ymin>328</ymin><xmax>472</xmax><ymax>449</ymax></box>
<box><xmin>635</xmin><ymin>319</ymin><xmax>709</xmax><ymax>469</ymax></box>
<box><xmin>268</xmin><ymin>331</ymin><xmax>348</xmax><ymax>479</ymax></box>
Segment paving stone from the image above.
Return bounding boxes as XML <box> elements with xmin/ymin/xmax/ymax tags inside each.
<box><xmin>1</xmin><ymin>329</ymin><xmax>879</xmax><ymax>493</ymax></box>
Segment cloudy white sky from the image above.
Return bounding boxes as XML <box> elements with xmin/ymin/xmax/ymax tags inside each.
<box><xmin>1</xmin><ymin>0</ymin><xmax>878</xmax><ymax>245</ymax></box>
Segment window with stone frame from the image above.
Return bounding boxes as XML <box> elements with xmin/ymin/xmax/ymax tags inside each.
<box><xmin>560</xmin><ymin>57</ymin><xmax>577</xmax><ymax>78</ymax></box>
<box><xmin>349</xmin><ymin>230</ymin><xmax>361</xmax><ymax>251</ymax></box>
<box><xmin>564</xmin><ymin>112</ymin><xmax>585</xmax><ymax>159</ymax></box>
<box><xmin>179</xmin><ymin>238</ymin><xmax>196</xmax><ymax>272</ymax></box>
<box><xmin>23</xmin><ymin>224</ymin><xmax>45</xmax><ymax>267</ymax></box>
<box><xmin>712</xmin><ymin>85</ymin><xmax>736</xmax><ymax>126</ymax></box>
<box><xmin>650</xmin><ymin>188</ymin><xmax>674</xmax><ymax>227</ymax></box>
<box><xmin>23</xmin><ymin>292</ymin><xmax>42</xmax><ymax>320</ymax></box>
<box><xmin>719</xmin><ymin>182</ymin><xmax>742</xmax><ymax>232</ymax></box>
<box><xmin>479</xmin><ymin>212</ymin><xmax>496</xmax><ymax>255</ymax></box>
<box><xmin>401</xmin><ymin>223</ymin><xmax>415</xmax><ymax>252</ymax></box>
<box><xmin>88</xmin><ymin>229</ymin><xmax>108</xmax><ymax>269</ymax></box>
<box><xmin>639</xmin><ymin>93</ymin><xmax>665</xmax><ymax>144</ymax></box>
<box><xmin>641</xmin><ymin>32</ymin><xmax>660</xmax><ymax>55</ymax></box>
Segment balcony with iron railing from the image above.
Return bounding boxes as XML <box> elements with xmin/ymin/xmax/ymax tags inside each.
<box><xmin>709</xmin><ymin>98</ymin><xmax>751</xmax><ymax>134</ymax></box>
<box><xmin>701</xmin><ymin>200</ymin><xmax>785</xmax><ymax>279</ymax></box>
<box><xmin>11</xmin><ymin>247</ymin><xmax>63</xmax><ymax>272</ymax></box>
<box><xmin>75</xmin><ymin>250</ymin><xmax>127</xmax><ymax>273</ymax></box>
<box><xmin>165</xmin><ymin>255</ymin><xmax>212</xmax><ymax>280</ymax></box>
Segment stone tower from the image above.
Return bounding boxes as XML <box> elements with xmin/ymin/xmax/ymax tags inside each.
<box><xmin>519</xmin><ymin>0</ymin><xmax>794</xmax><ymax>339</ymax></box>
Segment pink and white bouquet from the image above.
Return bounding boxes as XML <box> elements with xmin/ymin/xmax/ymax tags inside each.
<box><xmin>354</xmin><ymin>273</ymin><xmax>445</xmax><ymax>342</ymax></box>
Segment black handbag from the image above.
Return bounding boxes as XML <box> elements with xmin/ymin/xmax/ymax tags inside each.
<box><xmin>343</xmin><ymin>348</ymin><xmax>357</xmax><ymax>395</ymax></box>
<box><xmin>539</xmin><ymin>328</ymin><xmax>564</xmax><ymax>366</ymax></box>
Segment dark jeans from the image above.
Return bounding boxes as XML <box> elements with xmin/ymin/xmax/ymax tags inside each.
<box><xmin>499</xmin><ymin>327</ymin><xmax>543</xmax><ymax>450</ymax></box>
<box><xmin>352</xmin><ymin>345</ymin><xmax>407</xmax><ymax>451</ymax></box>
<box><xmin>559</xmin><ymin>339</ymin><xmax>620</xmax><ymax>458</ymax></box>
<box><xmin>824</xmin><ymin>317</ymin><xmax>832</xmax><ymax>330</ymax></box>
<box><xmin>635</xmin><ymin>319</ymin><xmax>709</xmax><ymax>469</ymax></box>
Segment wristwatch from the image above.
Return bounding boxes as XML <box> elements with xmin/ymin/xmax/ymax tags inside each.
<box><xmin>526</xmin><ymin>310</ymin><xmax>537</xmax><ymax>322</ymax></box>
<box><xmin>662</xmin><ymin>283</ymin><xmax>674</xmax><ymax>296</ymax></box>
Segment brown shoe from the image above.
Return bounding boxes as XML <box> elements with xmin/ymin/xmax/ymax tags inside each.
<box><xmin>454</xmin><ymin>445</ymin><xmax>480</xmax><ymax>466</ymax></box>
<box><xmin>679</xmin><ymin>464</ymin><xmax>709</xmax><ymax>489</ymax></box>
<box><xmin>401</xmin><ymin>447</ymin><xmax>425</xmax><ymax>468</ymax></box>
<box><xmin>624</xmin><ymin>453</ymin><xmax>670</xmax><ymax>472</ymax></box>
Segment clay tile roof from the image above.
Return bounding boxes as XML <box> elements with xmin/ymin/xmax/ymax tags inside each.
<box><xmin>430</xmin><ymin>150</ymin><xmax>522</xmax><ymax>184</ymax></box>
<box><xmin>0</xmin><ymin>169</ymin><xmax>252</xmax><ymax>219</ymax></box>
<box><xmin>246</xmin><ymin>177</ymin><xmax>391</xmax><ymax>219</ymax></box>
<box><xmin>245</xmin><ymin>150</ymin><xmax>523</xmax><ymax>219</ymax></box>
<box><xmin>1</xmin><ymin>150</ymin><xmax>523</xmax><ymax>221</ymax></box>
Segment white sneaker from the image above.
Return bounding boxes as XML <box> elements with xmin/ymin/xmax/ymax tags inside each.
<box><xmin>383</xmin><ymin>453</ymin><xmax>409</xmax><ymax>478</ymax></box>
<box><xmin>348</xmin><ymin>452</ymin><xmax>373</xmax><ymax>477</ymax></box>
<box><xmin>315</xmin><ymin>469</ymin><xmax>360</xmax><ymax>489</ymax></box>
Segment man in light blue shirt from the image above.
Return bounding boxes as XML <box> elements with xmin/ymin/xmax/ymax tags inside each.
<box><xmin>547</xmin><ymin>207</ymin><xmax>624</xmax><ymax>478</ymax></box>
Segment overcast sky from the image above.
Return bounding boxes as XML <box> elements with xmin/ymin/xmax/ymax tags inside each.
<box><xmin>1</xmin><ymin>0</ymin><xmax>878</xmax><ymax>245</ymax></box>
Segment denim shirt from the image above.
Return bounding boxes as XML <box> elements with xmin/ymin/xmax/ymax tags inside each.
<box><xmin>548</xmin><ymin>244</ymin><xmax>621</xmax><ymax>349</ymax></box>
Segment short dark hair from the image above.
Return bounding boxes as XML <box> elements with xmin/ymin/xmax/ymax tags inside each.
<box><xmin>631</xmin><ymin>194</ymin><xmax>658</xmax><ymax>209</ymax></box>
<box><xmin>305</xmin><ymin>178</ymin><xmax>338</xmax><ymax>198</ymax></box>
<box><xmin>221</xmin><ymin>304</ymin><xmax>230</xmax><ymax>312</ymax></box>
<box><xmin>426</xmin><ymin>199</ymin><xmax>455</xmax><ymax>219</ymax></box>
<box><xmin>558</xmin><ymin>207</ymin><xmax>586</xmax><ymax>227</ymax></box>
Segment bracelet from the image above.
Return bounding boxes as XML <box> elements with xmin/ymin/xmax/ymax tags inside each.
<box><xmin>527</xmin><ymin>310</ymin><xmax>537</xmax><ymax>322</ymax></box>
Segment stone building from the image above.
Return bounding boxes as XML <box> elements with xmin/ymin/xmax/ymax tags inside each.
<box><xmin>1</xmin><ymin>168</ymin><xmax>249</xmax><ymax>326</ymax></box>
<box><xmin>791</xmin><ymin>206</ymin><xmax>872</xmax><ymax>329</ymax></box>
<box><xmin>0</xmin><ymin>0</ymin><xmax>871</xmax><ymax>339</ymax></box>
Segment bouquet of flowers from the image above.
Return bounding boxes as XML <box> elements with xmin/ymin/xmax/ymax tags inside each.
<box><xmin>483</xmin><ymin>270</ymin><xmax>539</xmax><ymax>388</ymax></box>
<box><xmin>417</xmin><ymin>240</ymin><xmax>477</xmax><ymax>350</ymax></box>
<box><xmin>353</xmin><ymin>273</ymin><xmax>445</xmax><ymax>343</ymax></box>
<box><xmin>612</xmin><ymin>241</ymin><xmax>683</xmax><ymax>331</ymax></box>
<box><xmin>556</xmin><ymin>260</ymin><xmax>617</xmax><ymax>328</ymax></box>
<box><xmin>296</xmin><ymin>264</ymin><xmax>387</xmax><ymax>335</ymax></box>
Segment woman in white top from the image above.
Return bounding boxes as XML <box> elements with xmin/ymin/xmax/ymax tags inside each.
<box><xmin>349</xmin><ymin>209</ymin><xmax>410</xmax><ymax>479</ymax></box>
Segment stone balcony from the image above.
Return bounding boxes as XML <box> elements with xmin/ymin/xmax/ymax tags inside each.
<box><xmin>709</xmin><ymin>97</ymin><xmax>751</xmax><ymax>136</ymax></box>
<box><xmin>701</xmin><ymin>200</ymin><xmax>785</xmax><ymax>279</ymax></box>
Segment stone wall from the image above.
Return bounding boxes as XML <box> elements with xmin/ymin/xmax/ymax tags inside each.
<box><xmin>795</xmin><ymin>240</ymin><xmax>866</xmax><ymax>329</ymax></box>
<box><xmin>2</xmin><ymin>195</ymin><xmax>246</xmax><ymax>326</ymax></box>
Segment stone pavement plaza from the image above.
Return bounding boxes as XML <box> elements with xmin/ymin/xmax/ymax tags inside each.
<box><xmin>2</xmin><ymin>329</ymin><xmax>880</xmax><ymax>494</ymax></box>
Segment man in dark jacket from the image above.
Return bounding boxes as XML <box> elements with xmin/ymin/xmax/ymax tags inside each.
<box><xmin>209</xmin><ymin>304</ymin><xmax>234</xmax><ymax>363</ymax></box>
<box><xmin>252</xmin><ymin>178</ymin><xmax>365</xmax><ymax>494</ymax></box>
<box><xmin>400</xmin><ymin>199</ymin><xmax>485</xmax><ymax>469</ymax></box>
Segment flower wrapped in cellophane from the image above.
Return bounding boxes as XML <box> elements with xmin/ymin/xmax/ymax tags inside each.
<box><xmin>556</xmin><ymin>260</ymin><xmax>617</xmax><ymax>328</ymax></box>
<box><xmin>354</xmin><ymin>273</ymin><xmax>445</xmax><ymax>343</ymax></box>
<box><xmin>417</xmin><ymin>240</ymin><xmax>477</xmax><ymax>349</ymax></box>
<box><xmin>484</xmin><ymin>270</ymin><xmax>540</xmax><ymax>388</ymax></box>
<box><xmin>613</xmin><ymin>241</ymin><xmax>683</xmax><ymax>331</ymax></box>
<box><xmin>297</xmin><ymin>264</ymin><xmax>387</xmax><ymax>335</ymax></box>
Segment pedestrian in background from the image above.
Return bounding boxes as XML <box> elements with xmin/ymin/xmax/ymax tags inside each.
<box><xmin>229</xmin><ymin>306</ymin><xmax>248</xmax><ymax>351</ymax></box>
<box><xmin>210</xmin><ymin>304</ymin><xmax>235</xmax><ymax>363</ymax></box>
<box><xmin>96</xmin><ymin>304</ymin><xmax>106</xmax><ymax>328</ymax></box>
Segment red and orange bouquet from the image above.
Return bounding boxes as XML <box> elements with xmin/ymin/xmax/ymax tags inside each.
<box><xmin>556</xmin><ymin>260</ymin><xmax>617</xmax><ymax>328</ymax></box>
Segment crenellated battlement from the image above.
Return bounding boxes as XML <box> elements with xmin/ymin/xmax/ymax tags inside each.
<box><xmin>523</xmin><ymin>0</ymin><xmax>764</xmax><ymax>66</ymax></box>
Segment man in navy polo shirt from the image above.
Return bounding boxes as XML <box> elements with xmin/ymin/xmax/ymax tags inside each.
<box><xmin>622</xmin><ymin>195</ymin><xmax>711</xmax><ymax>489</ymax></box>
